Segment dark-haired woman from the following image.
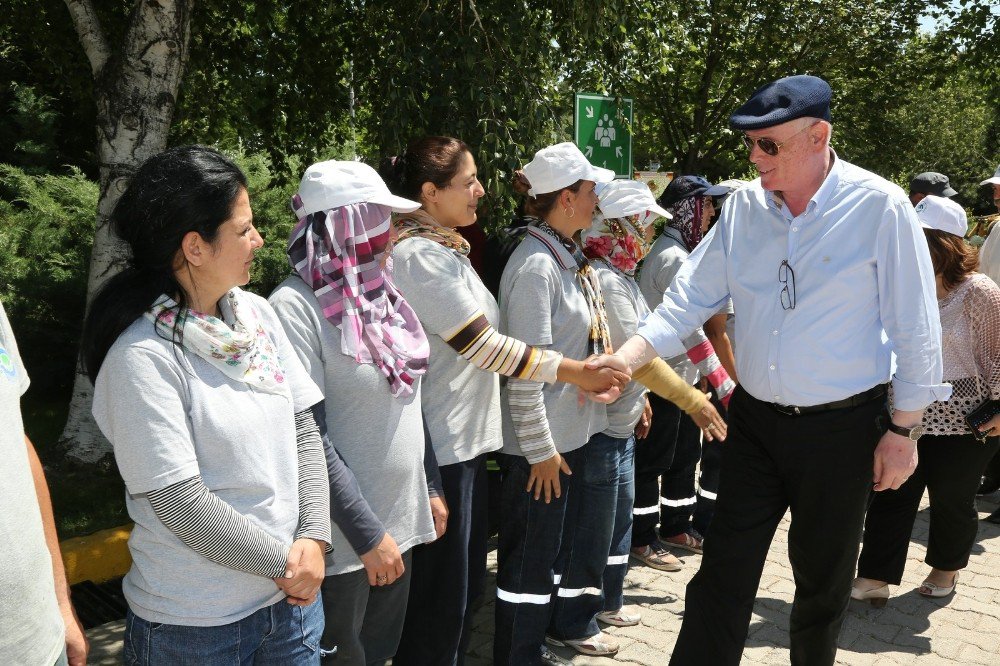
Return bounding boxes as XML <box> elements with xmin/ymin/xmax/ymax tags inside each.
<box><xmin>82</xmin><ymin>146</ymin><xmax>330</xmax><ymax>663</ymax></box>
<box><xmin>380</xmin><ymin>137</ymin><xmax>628</xmax><ymax>666</ymax></box>
<box><xmin>853</xmin><ymin>195</ymin><xmax>1000</xmax><ymax>605</ymax></box>
<box><xmin>270</xmin><ymin>160</ymin><xmax>438</xmax><ymax>665</ymax></box>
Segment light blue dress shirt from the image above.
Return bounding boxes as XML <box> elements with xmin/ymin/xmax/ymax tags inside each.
<box><xmin>636</xmin><ymin>154</ymin><xmax>951</xmax><ymax>411</ymax></box>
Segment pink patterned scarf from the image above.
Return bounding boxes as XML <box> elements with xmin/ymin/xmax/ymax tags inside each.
<box><xmin>287</xmin><ymin>195</ymin><xmax>428</xmax><ymax>397</ymax></box>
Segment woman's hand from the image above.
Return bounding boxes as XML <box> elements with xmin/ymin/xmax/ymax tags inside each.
<box><xmin>358</xmin><ymin>532</ymin><xmax>405</xmax><ymax>586</ymax></box>
<box><xmin>980</xmin><ymin>413</ymin><xmax>1000</xmax><ymax>437</ymax></box>
<box><xmin>276</xmin><ymin>538</ymin><xmax>327</xmax><ymax>605</ymax></box>
<box><xmin>429</xmin><ymin>495</ymin><xmax>449</xmax><ymax>540</ymax></box>
<box><xmin>635</xmin><ymin>397</ymin><xmax>653</xmax><ymax>440</ymax></box>
<box><xmin>526</xmin><ymin>452</ymin><xmax>572</xmax><ymax>503</ymax></box>
<box><xmin>688</xmin><ymin>392</ymin><xmax>727</xmax><ymax>441</ymax></box>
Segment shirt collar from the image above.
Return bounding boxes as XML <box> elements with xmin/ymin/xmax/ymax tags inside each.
<box><xmin>526</xmin><ymin>225</ymin><xmax>577</xmax><ymax>271</ymax></box>
<box><xmin>764</xmin><ymin>148</ymin><xmax>841</xmax><ymax>218</ymax></box>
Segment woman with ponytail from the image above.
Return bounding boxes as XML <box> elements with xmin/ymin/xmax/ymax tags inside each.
<box><xmin>81</xmin><ymin>145</ymin><xmax>330</xmax><ymax>664</ymax></box>
<box><xmin>378</xmin><ymin>137</ymin><xmax>628</xmax><ymax>666</ymax></box>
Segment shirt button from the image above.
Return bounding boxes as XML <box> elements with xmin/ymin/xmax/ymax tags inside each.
<box><xmin>772</xmin><ymin>330</ymin><xmax>779</xmax><ymax>335</ymax></box>
<box><xmin>774</xmin><ymin>395</ymin><xmax>782</xmax><ymax>400</ymax></box>
<box><xmin>792</xmin><ymin>226</ymin><xmax>798</xmax><ymax>232</ymax></box>
<box><xmin>769</xmin><ymin>364</ymin><xmax>776</xmax><ymax>370</ymax></box>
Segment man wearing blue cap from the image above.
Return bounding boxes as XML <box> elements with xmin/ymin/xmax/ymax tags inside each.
<box><xmin>598</xmin><ymin>75</ymin><xmax>948</xmax><ymax>664</ymax></box>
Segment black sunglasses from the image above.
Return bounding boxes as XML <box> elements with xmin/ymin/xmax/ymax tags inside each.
<box><xmin>779</xmin><ymin>259</ymin><xmax>795</xmax><ymax>310</ymax></box>
<box><xmin>742</xmin><ymin>123</ymin><xmax>815</xmax><ymax>157</ymax></box>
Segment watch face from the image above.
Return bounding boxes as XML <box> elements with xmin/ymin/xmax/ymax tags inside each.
<box><xmin>910</xmin><ymin>425</ymin><xmax>926</xmax><ymax>440</ymax></box>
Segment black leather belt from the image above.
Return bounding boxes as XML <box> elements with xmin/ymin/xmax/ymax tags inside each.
<box><xmin>765</xmin><ymin>385</ymin><xmax>887</xmax><ymax>416</ymax></box>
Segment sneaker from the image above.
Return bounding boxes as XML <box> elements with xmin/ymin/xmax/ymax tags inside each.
<box><xmin>539</xmin><ymin>645</ymin><xmax>572</xmax><ymax>665</ymax></box>
<box><xmin>546</xmin><ymin>631</ymin><xmax>620</xmax><ymax>657</ymax></box>
<box><xmin>660</xmin><ymin>529</ymin><xmax>704</xmax><ymax>554</ymax></box>
<box><xmin>630</xmin><ymin>541</ymin><xmax>682</xmax><ymax>571</ymax></box>
<box><xmin>597</xmin><ymin>606</ymin><xmax>641</xmax><ymax>626</ymax></box>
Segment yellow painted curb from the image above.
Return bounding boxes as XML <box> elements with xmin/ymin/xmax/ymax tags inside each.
<box><xmin>60</xmin><ymin>524</ymin><xmax>133</xmax><ymax>585</ymax></box>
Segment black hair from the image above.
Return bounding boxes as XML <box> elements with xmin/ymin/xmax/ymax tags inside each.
<box><xmin>378</xmin><ymin>136</ymin><xmax>472</xmax><ymax>202</ymax></box>
<box><xmin>80</xmin><ymin>145</ymin><xmax>247</xmax><ymax>383</ymax></box>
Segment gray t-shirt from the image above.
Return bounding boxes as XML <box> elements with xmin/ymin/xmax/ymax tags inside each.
<box><xmin>269</xmin><ymin>277</ymin><xmax>435</xmax><ymax>575</ymax></box>
<box><xmin>391</xmin><ymin>238</ymin><xmax>503</xmax><ymax>466</ymax></box>
<box><xmin>595</xmin><ymin>264</ymin><xmax>649</xmax><ymax>438</ymax></box>
<box><xmin>93</xmin><ymin>291</ymin><xmax>323</xmax><ymax>626</ymax></box>
<box><xmin>0</xmin><ymin>302</ymin><xmax>65</xmax><ymax>665</ymax></box>
<box><xmin>499</xmin><ymin>231</ymin><xmax>608</xmax><ymax>455</ymax></box>
<box><xmin>640</xmin><ymin>228</ymin><xmax>716</xmax><ymax>383</ymax></box>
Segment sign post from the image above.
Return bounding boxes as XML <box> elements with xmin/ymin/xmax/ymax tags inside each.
<box><xmin>574</xmin><ymin>93</ymin><xmax>633</xmax><ymax>178</ymax></box>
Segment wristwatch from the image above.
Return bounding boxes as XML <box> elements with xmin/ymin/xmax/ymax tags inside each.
<box><xmin>887</xmin><ymin>422</ymin><xmax>925</xmax><ymax>441</ymax></box>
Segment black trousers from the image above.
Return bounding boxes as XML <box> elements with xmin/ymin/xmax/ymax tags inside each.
<box><xmin>394</xmin><ymin>454</ymin><xmax>489</xmax><ymax>666</ymax></box>
<box><xmin>857</xmin><ymin>434</ymin><xmax>1000</xmax><ymax>584</ymax></box>
<box><xmin>632</xmin><ymin>393</ymin><xmax>683</xmax><ymax>547</ymax></box>
<box><xmin>669</xmin><ymin>386</ymin><xmax>887</xmax><ymax>666</ymax></box>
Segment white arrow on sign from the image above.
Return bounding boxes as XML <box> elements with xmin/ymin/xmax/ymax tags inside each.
<box><xmin>586</xmin><ymin>106</ymin><xmax>594</xmax><ymax>118</ymax></box>
<box><xmin>615</xmin><ymin>146</ymin><xmax>623</xmax><ymax>158</ymax></box>
<box><xmin>585</xmin><ymin>146</ymin><xmax>593</xmax><ymax>158</ymax></box>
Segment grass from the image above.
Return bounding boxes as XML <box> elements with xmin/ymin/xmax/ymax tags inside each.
<box><xmin>22</xmin><ymin>394</ymin><xmax>128</xmax><ymax>539</ymax></box>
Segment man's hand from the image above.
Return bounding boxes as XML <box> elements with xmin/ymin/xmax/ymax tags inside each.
<box><xmin>873</xmin><ymin>430</ymin><xmax>918</xmax><ymax>491</ymax></box>
<box><xmin>429</xmin><ymin>495</ymin><xmax>449</xmax><ymax>540</ymax></box>
<box><xmin>358</xmin><ymin>533</ymin><xmax>405</xmax><ymax>586</ymax></box>
<box><xmin>581</xmin><ymin>353</ymin><xmax>631</xmax><ymax>403</ymax></box>
<box><xmin>526</xmin><ymin>453</ymin><xmax>572</xmax><ymax>503</ymax></box>
<box><xmin>635</xmin><ymin>397</ymin><xmax>652</xmax><ymax>440</ymax></box>
<box><xmin>275</xmin><ymin>538</ymin><xmax>326</xmax><ymax>605</ymax></box>
<box><xmin>61</xmin><ymin>602</ymin><xmax>88</xmax><ymax>666</ymax></box>
<box><xmin>978</xmin><ymin>412</ymin><xmax>1000</xmax><ymax>438</ymax></box>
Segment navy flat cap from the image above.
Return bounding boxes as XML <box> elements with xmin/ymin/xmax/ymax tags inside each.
<box><xmin>729</xmin><ymin>75</ymin><xmax>832</xmax><ymax>131</ymax></box>
<box><xmin>658</xmin><ymin>175</ymin><xmax>730</xmax><ymax>207</ymax></box>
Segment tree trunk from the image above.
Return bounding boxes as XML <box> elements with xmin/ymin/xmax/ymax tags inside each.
<box><xmin>60</xmin><ymin>0</ymin><xmax>193</xmax><ymax>463</ymax></box>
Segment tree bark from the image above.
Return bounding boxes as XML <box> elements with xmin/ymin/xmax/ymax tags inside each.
<box><xmin>61</xmin><ymin>0</ymin><xmax>193</xmax><ymax>463</ymax></box>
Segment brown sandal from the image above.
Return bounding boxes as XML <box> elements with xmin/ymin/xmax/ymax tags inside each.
<box><xmin>661</xmin><ymin>531</ymin><xmax>704</xmax><ymax>554</ymax></box>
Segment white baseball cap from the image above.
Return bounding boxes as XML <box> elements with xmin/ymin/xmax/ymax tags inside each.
<box><xmin>297</xmin><ymin>160</ymin><xmax>420</xmax><ymax>216</ymax></box>
<box><xmin>522</xmin><ymin>142</ymin><xmax>615</xmax><ymax>197</ymax></box>
<box><xmin>980</xmin><ymin>164</ymin><xmax>1000</xmax><ymax>187</ymax></box>
<box><xmin>596</xmin><ymin>180</ymin><xmax>671</xmax><ymax>221</ymax></box>
<box><xmin>915</xmin><ymin>195</ymin><xmax>967</xmax><ymax>237</ymax></box>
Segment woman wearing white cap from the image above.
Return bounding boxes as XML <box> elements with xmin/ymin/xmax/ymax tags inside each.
<box><xmin>544</xmin><ymin>181</ymin><xmax>727</xmax><ymax>641</ymax></box>
<box><xmin>269</xmin><ymin>161</ymin><xmax>439</xmax><ymax>665</ymax></box>
<box><xmin>377</xmin><ymin>137</ymin><xmax>627</xmax><ymax>666</ymax></box>
<box><xmin>491</xmin><ymin>142</ymin><xmax>630</xmax><ymax>665</ymax></box>
<box><xmin>852</xmin><ymin>195</ymin><xmax>1000</xmax><ymax>605</ymax></box>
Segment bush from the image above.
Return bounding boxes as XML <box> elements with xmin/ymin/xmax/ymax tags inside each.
<box><xmin>0</xmin><ymin>164</ymin><xmax>96</xmax><ymax>398</ymax></box>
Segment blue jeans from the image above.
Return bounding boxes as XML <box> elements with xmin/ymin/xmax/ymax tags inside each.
<box><xmin>124</xmin><ymin>595</ymin><xmax>323</xmax><ymax>665</ymax></box>
<box><xmin>493</xmin><ymin>448</ymin><xmax>587</xmax><ymax>666</ymax></box>
<box><xmin>549</xmin><ymin>432</ymin><xmax>631</xmax><ymax>639</ymax></box>
<box><xmin>603</xmin><ymin>434</ymin><xmax>636</xmax><ymax>613</ymax></box>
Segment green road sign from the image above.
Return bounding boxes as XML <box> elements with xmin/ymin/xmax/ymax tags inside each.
<box><xmin>574</xmin><ymin>93</ymin><xmax>633</xmax><ymax>178</ymax></box>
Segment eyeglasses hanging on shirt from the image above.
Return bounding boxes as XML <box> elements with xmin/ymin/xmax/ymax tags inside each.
<box><xmin>779</xmin><ymin>259</ymin><xmax>796</xmax><ymax>310</ymax></box>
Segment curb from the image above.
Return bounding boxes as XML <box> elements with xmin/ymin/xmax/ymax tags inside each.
<box><xmin>60</xmin><ymin>524</ymin><xmax>133</xmax><ymax>585</ymax></box>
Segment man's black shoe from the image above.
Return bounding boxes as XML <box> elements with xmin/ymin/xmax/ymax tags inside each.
<box><xmin>984</xmin><ymin>507</ymin><xmax>1000</xmax><ymax>525</ymax></box>
<box><xmin>977</xmin><ymin>476</ymin><xmax>1000</xmax><ymax>496</ymax></box>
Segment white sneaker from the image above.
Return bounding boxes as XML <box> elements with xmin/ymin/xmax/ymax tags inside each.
<box><xmin>596</xmin><ymin>606</ymin><xmax>641</xmax><ymax>626</ymax></box>
<box><xmin>546</xmin><ymin>630</ymin><xmax>620</xmax><ymax>656</ymax></box>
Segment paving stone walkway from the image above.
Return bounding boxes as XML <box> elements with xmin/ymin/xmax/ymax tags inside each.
<box><xmin>86</xmin><ymin>492</ymin><xmax>1000</xmax><ymax>664</ymax></box>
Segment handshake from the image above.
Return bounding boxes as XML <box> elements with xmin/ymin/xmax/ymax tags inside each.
<box><xmin>563</xmin><ymin>352</ymin><xmax>631</xmax><ymax>404</ymax></box>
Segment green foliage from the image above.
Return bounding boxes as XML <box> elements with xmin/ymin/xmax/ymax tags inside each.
<box><xmin>0</xmin><ymin>164</ymin><xmax>97</xmax><ymax>397</ymax></box>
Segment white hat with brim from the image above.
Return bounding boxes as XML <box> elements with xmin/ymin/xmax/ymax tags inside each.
<box><xmin>522</xmin><ymin>142</ymin><xmax>615</xmax><ymax>197</ymax></box>
<box><xmin>980</xmin><ymin>164</ymin><xmax>1000</xmax><ymax>187</ymax></box>
<box><xmin>596</xmin><ymin>180</ymin><xmax>672</xmax><ymax>221</ymax></box>
<box><xmin>915</xmin><ymin>195</ymin><xmax>967</xmax><ymax>238</ymax></box>
<box><xmin>297</xmin><ymin>160</ymin><xmax>421</xmax><ymax>217</ymax></box>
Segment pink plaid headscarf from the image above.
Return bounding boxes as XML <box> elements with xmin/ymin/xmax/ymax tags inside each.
<box><xmin>288</xmin><ymin>195</ymin><xmax>428</xmax><ymax>398</ymax></box>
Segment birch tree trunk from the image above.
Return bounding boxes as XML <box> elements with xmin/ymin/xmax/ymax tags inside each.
<box><xmin>61</xmin><ymin>0</ymin><xmax>193</xmax><ymax>463</ymax></box>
